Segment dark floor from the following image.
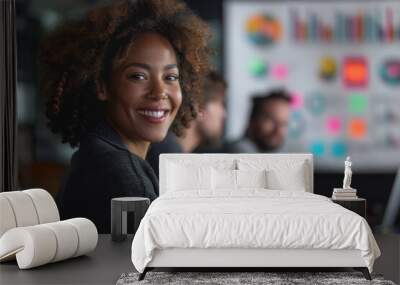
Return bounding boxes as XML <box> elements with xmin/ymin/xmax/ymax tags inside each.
<box><xmin>374</xmin><ymin>233</ymin><xmax>400</xmax><ymax>284</ymax></box>
<box><xmin>0</xmin><ymin>234</ymin><xmax>399</xmax><ymax>284</ymax></box>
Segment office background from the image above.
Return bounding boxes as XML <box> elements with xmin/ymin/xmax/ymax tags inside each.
<box><xmin>13</xmin><ymin>0</ymin><xmax>399</xmax><ymax>230</ymax></box>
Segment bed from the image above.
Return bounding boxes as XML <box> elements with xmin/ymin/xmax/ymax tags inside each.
<box><xmin>131</xmin><ymin>154</ymin><xmax>381</xmax><ymax>280</ymax></box>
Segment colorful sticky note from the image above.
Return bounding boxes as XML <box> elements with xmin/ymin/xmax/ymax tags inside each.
<box><xmin>248</xmin><ymin>58</ymin><xmax>268</xmax><ymax>78</ymax></box>
<box><xmin>306</xmin><ymin>92</ymin><xmax>326</xmax><ymax>116</ymax></box>
<box><xmin>288</xmin><ymin>111</ymin><xmax>305</xmax><ymax>139</ymax></box>
<box><xmin>272</xmin><ymin>64</ymin><xmax>289</xmax><ymax>80</ymax></box>
<box><xmin>343</xmin><ymin>57</ymin><xmax>368</xmax><ymax>88</ymax></box>
<box><xmin>380</xmin><ymin>59</ymin><xmax>400</xmax><ymax>86</ymax></box>
<box><xmin>310</xmin><ymin>141</ymin><xmax>325</xmax><ymax>157</ymax></box>
<box><xmin>348</xmin><ymin>118</ymin><xmax>367</xmax><ymax>139</ymax></box>
<box><xmin>332</xmin><ymin>141</ymin><xmax>347</xmax><ymax>157</ymax></box>
<box><xmin>319</xmin><ymin>56</ymin><xmax>337</xmax><ymax>81</ymax></box>
<box><xmin>326</xmin><ymin>116</ymin><xmax>342</xmax><ymax>135</ymax></box>
<box><xmin>290</xmin><ymin>91</ymin><xmax>303</xmax><ymax>110</ymax></box>
<box><xmin>348</xmin><ymin>94</ymin><xmax>368</xmax><ymax>113</ymax></box>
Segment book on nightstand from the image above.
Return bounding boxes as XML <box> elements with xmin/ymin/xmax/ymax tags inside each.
<box><xmin>332</xmin><ymin>188</ymin><xmax>358</xmax><ymax>200</ymax></box>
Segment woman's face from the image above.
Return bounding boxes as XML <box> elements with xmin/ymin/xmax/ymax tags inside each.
<box><xmin>101</xmin><ymin>32</ymin><xmax>182</xmax><ymax>144</ymax></box>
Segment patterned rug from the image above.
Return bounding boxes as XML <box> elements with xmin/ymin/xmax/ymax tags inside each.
<box><xmin>116</xmin><ymin>271</ymin><xmax>396</xmax><ymax>285</ymax></box>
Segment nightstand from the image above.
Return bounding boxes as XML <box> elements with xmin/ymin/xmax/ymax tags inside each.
<box><xmin>331</xmin><ymin>198</ymin><xmax>366</xmax><ymax>218</ymax></box>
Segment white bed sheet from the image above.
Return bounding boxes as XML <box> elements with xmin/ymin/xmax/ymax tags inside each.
<box><xmin>131</xmin><ymin>190</ymin><xmax>380</xmax><ymax>273</ymax></box>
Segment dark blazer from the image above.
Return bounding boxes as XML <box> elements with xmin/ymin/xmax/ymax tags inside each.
<box><xmin>146</xmin><ymin>131</ymin><xmax>183</xmax><ymax>178</ymax></box>
<box><xmin>57</xmin><ymin>120</ymin><xmax>158</xmax><ymax>233</ymax></box>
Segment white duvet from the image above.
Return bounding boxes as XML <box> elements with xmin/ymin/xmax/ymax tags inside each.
<box><xmin>131</xmin><ymin>190</ymin><xmax>380</xmax><ymax>273</ymax></box>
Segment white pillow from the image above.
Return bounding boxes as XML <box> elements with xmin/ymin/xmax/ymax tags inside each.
<box><xmin>237</xmin><ymin>159</ymin><xmax>308</xmax><ymax>192</ymax></box>
<box><xmin>167</xmin><ymin>163</ymin><xmax>212</xmax><ymax>191</ymax></box>
<box><xmin>266</xmin><ymin>168</ymin><xmax>306</xmax><ymax>191</ymax></box>
<box><xmin>212</xmin><ymin>168</ymin><xmax>237</xmax><ymax>190</ymax></box>
<box><xmin>211</xmin><ymin>169</ymin><xmax>268</xmax><ymax>191</ymax></box>
<box><xmin>236</xmin><ymin>169</ymin><xmax>267</xmax><ymax>189</ymax></box>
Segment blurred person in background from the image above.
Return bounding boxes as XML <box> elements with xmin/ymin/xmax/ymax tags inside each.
<box><xmin>223</xmin><ymin>89</ymin><xmax>291</xmax><ymax>153</ymax></box>
<box><xmin>40</xmin><ymin>0</ymin><xmax>210</xmax><ymax>233</ymax></box>
<box><xmin>180</xmin><ymin>71</ymin><xmax>227</xmax><ymax>153</ymax></box>
<box><xmin>147</xmin><ymin>71</ymin><xmax>226</xmax><ymax>177</ymax></box>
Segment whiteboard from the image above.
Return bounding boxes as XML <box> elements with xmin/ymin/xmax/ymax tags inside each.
<box><xmin>224</xmin><ymin>0</ymin><xmax>400</xmax><ymax>172</ymax></box>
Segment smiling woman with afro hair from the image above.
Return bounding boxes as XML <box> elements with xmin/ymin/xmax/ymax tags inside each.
<box><xmin>40</xmin><ymin>0</ymin><xmax>211</xmax><ymax>233</ymax></box>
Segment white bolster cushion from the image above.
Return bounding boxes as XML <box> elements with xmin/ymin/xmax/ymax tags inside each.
<box><xmin>0</xmin><ymin>196</ymin><xmax>17</xmax><ymax>237</ymax></box>
<box><xmin>0</xmin><ymin>191</ymin><xmax>40</xmax><ymax>228</ymax></box>
<box><xmin>65</xmin><ymin>218</ymin><xmax>98</xmax><ymax>257</ymax></box>
<box><xmin>42</xmin><ymin>221</ymin><xmax>79</xmax><ymax>262</ymax></box>
<box><xmin>0</xmin><ymin>226</ymin><xmax>57</xmax><ymax>268</ymax></box>
<box><xmin>0</xmin><ymin>189</ymin><xmax>60</xmax><ymax>238</ymax></box>
<box><xmin>0</xmin><ymin>218</ymin><xmax>98</xmax><ymax>269</ymax></box>
<box><xmin>23</xmin><ymin>188</ymin><xmax>60</xmax><ymax>224</ymax></box>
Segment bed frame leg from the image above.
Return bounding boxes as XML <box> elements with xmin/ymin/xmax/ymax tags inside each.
<box><xmin>138</xmin><ymin>268</ymin><xmax>148</xmax><ymax>281</ymax></box>
<box><xmin>354</xmin><ymin>267</ymin><xmax>371</xmax><ymax>280</ymax></box>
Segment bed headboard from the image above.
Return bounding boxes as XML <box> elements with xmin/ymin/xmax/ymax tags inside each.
<box><xmin>159</xmin><ymin>153</ymin><xmax>314</xmax><ymax>195</ymax></box>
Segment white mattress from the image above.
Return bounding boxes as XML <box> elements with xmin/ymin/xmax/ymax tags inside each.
<box><xmin>131</xmin><ymin>190</ymin><xmax>380</xmax><ymax>273</ymax></box>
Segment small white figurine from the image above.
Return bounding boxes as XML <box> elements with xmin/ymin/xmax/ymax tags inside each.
<box><xmin>343</xmin><ymin>156</ymin><xmax>353</xmax><ymax>189</ymax></box>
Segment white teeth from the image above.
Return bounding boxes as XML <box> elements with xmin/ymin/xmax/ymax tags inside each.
<box><xmin>138</xmin><ymin>110</ymin><xmax>166</xmax><ymax>118</ymax></box>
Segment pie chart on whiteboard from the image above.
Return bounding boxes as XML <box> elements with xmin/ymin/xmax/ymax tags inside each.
<box><xmin>246</xmin><ymin>14</ymin><xmax>282</xmax><ymax>46</ymax></box>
